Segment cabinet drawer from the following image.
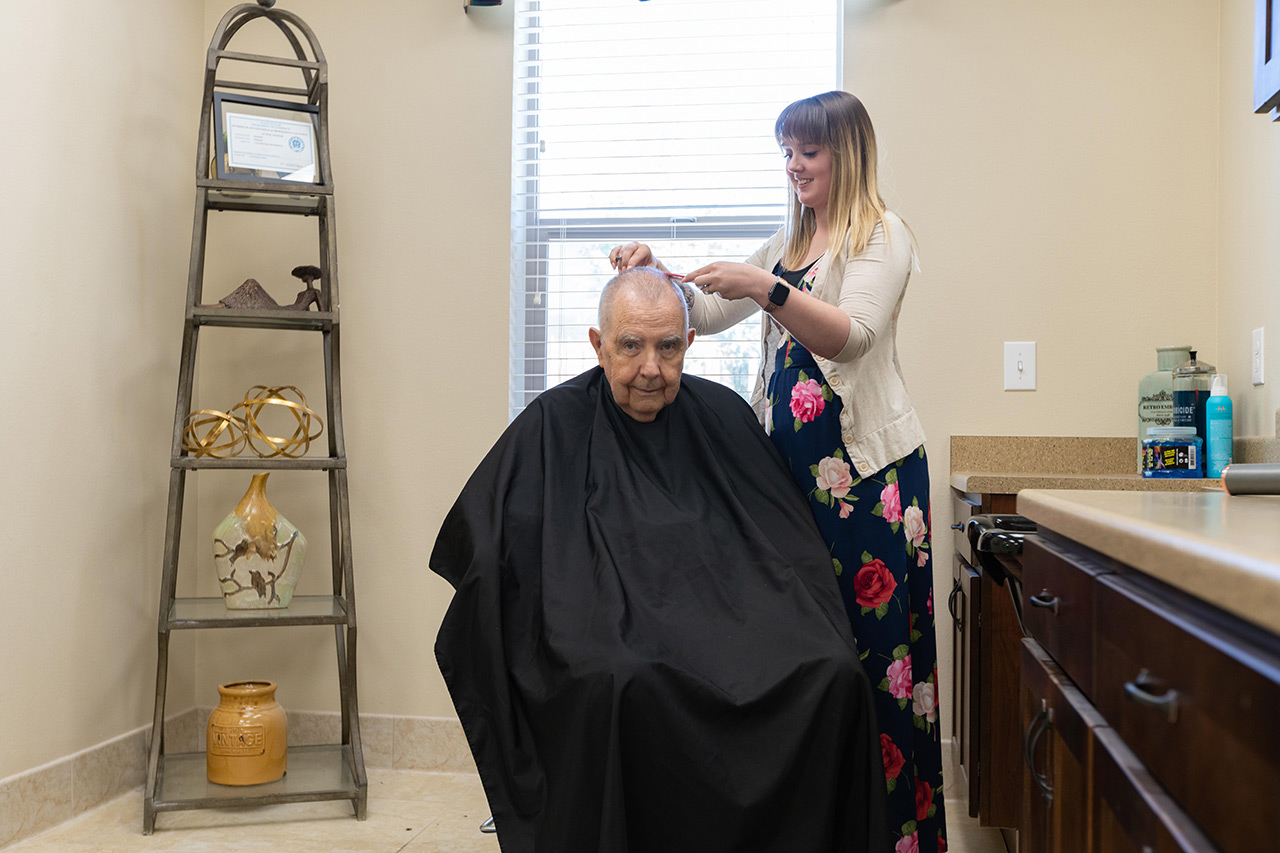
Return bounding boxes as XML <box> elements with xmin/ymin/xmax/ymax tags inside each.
<box><xmin>1093</xmin><ymin>726</ymin><xmax>1217</xmax><ymax>852</ymax></box>
<box><xmin>1021</xmin><ymin>535</ymin><xmax>1112</xmax><ymax>698</ymax></box>
<box><xmin>1094</xmin><ymin>574</ymin><xmax>1280</xmax><ymax>850</ymax></box>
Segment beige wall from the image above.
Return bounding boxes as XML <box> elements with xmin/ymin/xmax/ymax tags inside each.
<box><xmin>1220</xmin><ymin>0</ymin><xmax>1280</xmax><ymax>435</ymax></box>
<box><xmin>4</xmin><ymin>0</ymin><xmax>1274</xmax><ymax>786</ymax></box>
<box><xmin>0</xmin><ymin>1</ymin><xmax>204</xmax><ymax>778</ymax></box>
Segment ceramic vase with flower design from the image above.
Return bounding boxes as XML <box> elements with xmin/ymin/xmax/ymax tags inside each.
<box><xmin>213</xmin><ymin>473</ymin><xmax>306</xmax><ymax>609</ymax></box>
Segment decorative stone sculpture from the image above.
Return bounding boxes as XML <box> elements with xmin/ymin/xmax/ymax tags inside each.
<box><xmin>201</xmin><ymin>264</ymin><xmax>323</xmax><ymax>311</ymax></box>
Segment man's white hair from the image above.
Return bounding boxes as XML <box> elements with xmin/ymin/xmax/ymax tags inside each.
<box><xmin>597</xmin><ymin>267</ymin><xmax>690</xmax><ymax>335</ymax></box>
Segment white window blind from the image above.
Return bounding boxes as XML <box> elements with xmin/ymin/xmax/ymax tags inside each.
<box><xmin>510</xmin><ymin>0</ymin><xmax>841</xmax><ymax>417</ymax></box>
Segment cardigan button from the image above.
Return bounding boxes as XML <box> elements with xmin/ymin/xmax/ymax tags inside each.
<box><xmin>858</xmin><ymin>462</ymin><xmax>871</xmax><ymax>473</ymax></box>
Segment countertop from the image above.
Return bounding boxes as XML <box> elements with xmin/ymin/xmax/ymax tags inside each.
<box><xmin>1017</xmin><ymin>489</ymin><xmax>1280</xmax><ymax>636</ymax></box>
<box><xmin>951</xmin><ymin>472</ymin><xmax>1221</xmax><ymax>493</ymax></box>
<box><xmin>950</xmin><ymin>435</ymin><xmax>1220</xmax><ymax>494</ymax></box>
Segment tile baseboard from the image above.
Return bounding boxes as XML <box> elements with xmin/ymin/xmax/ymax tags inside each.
<box><xmin>0</xmin><ymin>710</ymin><xmax>472</xmax><ymax>849</ymax></box>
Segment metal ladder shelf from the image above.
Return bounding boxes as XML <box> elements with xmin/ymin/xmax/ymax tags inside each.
<box><xmin>144</xmin><ymin>2</ymin><xmax>366</xmax><ymax>834</ymax></box>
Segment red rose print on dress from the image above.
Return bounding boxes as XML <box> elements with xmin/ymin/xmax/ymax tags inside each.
<box><xmin>789</xmin><ymin>378</ymin><xmax>826</xmax><ymax>422</ymax></box>
<box><xmin>881</xmin><ymin>732</ymin><xmax>905</xmax><ymax>780</ymax></box>
<box><xmin>916</xmin><ymin>779</ymin><xmax>933</xmax><ymax>820</ymax></box>
<box><xmin>854</xmin><ymin>558</ymin><xmax>897</xmax><ymax>608</ymax></box>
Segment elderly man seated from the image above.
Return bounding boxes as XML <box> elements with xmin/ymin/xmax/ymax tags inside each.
<box><xmin>430</xmin><ymin>267</ymin><xmax>889</xmax><ymax>852</ymax></box>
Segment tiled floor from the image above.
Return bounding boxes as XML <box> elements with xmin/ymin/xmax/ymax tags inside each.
<box><xmin>3</xmin><ymin>756</ymin><xmax>1009</xmax><ymax>852</ymax></box>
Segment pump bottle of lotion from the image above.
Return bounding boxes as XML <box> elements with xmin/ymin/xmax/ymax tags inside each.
<box><xmin>1206</xmin><ymin>373</ymin><xmax>1233</xmax><ymax>478</ymax></box>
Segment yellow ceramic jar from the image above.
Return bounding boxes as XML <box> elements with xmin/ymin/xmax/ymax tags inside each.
<box><xmin>206</xmin><ymin>680</ymin><xmax>287</xmax><ymax>786</ymax></box>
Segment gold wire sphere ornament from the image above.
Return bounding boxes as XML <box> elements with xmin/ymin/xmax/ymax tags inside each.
<box><xmin>231</xmin><ymin>385</ymin><xmax>324</xmax><ymax>458</ymax></box>
<box><xmin>182</xmin><ymin>409</ymin><xmax>248</xmax><ymax>458</ymax></box>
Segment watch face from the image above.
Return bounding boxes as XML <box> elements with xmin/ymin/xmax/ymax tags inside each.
<box><xmin>770</xmin><ymin>280</ymin><xmax>790</xmax><ymax>306</ymax></box>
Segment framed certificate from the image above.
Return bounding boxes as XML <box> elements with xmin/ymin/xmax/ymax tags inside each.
<box><xmin>213</xmin><ymin>92</ymin><xmax>323</xmax><ymax>184</ymax></box>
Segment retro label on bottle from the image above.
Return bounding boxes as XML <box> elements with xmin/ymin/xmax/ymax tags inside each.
<box><xmin>1138</xmin><ymin>389</ymin><xmax>1174</xmax><ymax>425</ymax></box>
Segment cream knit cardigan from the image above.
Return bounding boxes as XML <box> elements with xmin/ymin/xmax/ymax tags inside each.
<box><xmin>688</xmin><ymin>211</ymin><xmax>925</xmax><ymax>478</ymax></box>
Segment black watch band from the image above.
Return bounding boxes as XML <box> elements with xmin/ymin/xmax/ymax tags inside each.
<box><xmin>762</xmin><ymin>279</ymin><xmax>790</xmax><ymax>313</ymax></box>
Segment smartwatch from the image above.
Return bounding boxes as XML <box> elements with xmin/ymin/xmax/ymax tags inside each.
<box><xmin>762</xmin><ymin>279</ymin><xmax>790</xmax><ymax>313</ymax></box>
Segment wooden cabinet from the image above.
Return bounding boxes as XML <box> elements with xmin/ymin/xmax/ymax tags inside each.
<box><xmin>1019</xmin><ymin>532</ymin><xmax>1273</xmax><ymax>852</ymax></box>
<box><xmin>949</xmin><ymin>491</ymin><xmax>1023</xmax><ymax>831</ymax></box>
<box><xmin>1093</xmin><ymin>726</ymin><xmax>1216</xmax><ymax>853</ymax></box>
<box><xmin>1020</xmin><ymin>638</ymin><xmax>1104</xmax><ymax>853</ymax></box>
<box><xmin>1020</xmin><ymin>534</ymin><xmax>1113</xmax><ymax>701</ymax></box>
<box><xmin>1093</xmin><ymin>574</ymin><xmax>1280</xmax><ymax>850</ymax></box>
<box><xmin>950</xmin><ymin>545</ymin><xmax>981</xmax><ymax>815</ymax></box>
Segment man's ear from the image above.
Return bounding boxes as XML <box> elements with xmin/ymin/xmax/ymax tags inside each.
<box><xmin>686</xmin><ymin>328</ymin><xmax>695</xmax><ymax>348</ymax></box>
<box><xmin>589</xmin><ymin>327</ymin><xmax>604</xmax><ymax>363</ymax></box>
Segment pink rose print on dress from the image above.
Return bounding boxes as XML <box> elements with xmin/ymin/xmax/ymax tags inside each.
<box><xmin>913</xmin><ymin>681</ymin><xmax>937</xmax><ymax>723</ymax></box>
<box><xmin>917</xmin><ymin>546</ymin><xmax>930</xmax><ymax>568</ymax></box>
<box><xmin>839</xmin><ymin>501</ymin><xmax>854</xmax><ymax>519</ymax></box>
<box><xmin>903</xmin><ymin>504</ymin><xmax>927</xmax><ymax>547</ymax></box>
<box><xmin>853</xmin><ymin>559</ymin><xmax>897</xmax><ymax>608</ymax></box>
<box><xmin>927</xmin><ymin>588</ymin><xmax>933</xmax><ymax>615</ymax></box>
<box><xmin>886</xmin><ymin>655</ymin><xmax>913</xmax><ymax>699</ymax></box>
<box><xmin>815</xmin><ymin>456</ymin><xmax>854</xmax><ymax>499</ymax></box>
<box><xmin>880</xmin><ymin>732</ymin><xmax>905</xmax><ymax>780</ymax></box>
<box><xmin>881</xmin><ymin>481</ymin><xmax>902</xmax><ymax>523</ymax></box>
<box><xmin>789</xmin><ymin>378</ymin><xmax>826</xmax><ymax>423</ymax></box>
<box><xmin>895</xmin><ymin>831</ymin><xmax>920</xmax><ymax>853</ymax></box>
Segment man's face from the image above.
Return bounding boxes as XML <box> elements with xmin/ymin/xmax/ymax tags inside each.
<box><xmin>589</xmin><ymin>291</ymin><xmax>695</xmax><ymax>422</ymax></box>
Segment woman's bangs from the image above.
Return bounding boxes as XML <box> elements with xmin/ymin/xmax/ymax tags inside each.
<box><xmin>775</xmin><ymin>99</ymin><xmax>828</xmax><ymax>146</ymax></box>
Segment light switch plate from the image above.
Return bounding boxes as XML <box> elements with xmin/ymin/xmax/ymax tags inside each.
<box><xmin>1004</xmin><ymin>341</ymin><xmax>1036</xmax><ymax>390</ymax></box>
<box><xmin>1254</xmin><ymin>327</ymin><xmax>1265</xmax><ymax>385</ymax></box>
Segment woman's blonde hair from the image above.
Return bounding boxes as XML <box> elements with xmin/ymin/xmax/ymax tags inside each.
<box><xmin>775</xmin><ymin>91</ymin><xmax>889</xmax><ymax>270</ymax></box>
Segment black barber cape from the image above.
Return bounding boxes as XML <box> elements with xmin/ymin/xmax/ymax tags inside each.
<box><xmin>430</xmin><ymin>367</ymin><xmax>889</xmax><ymax>852</ymax></box>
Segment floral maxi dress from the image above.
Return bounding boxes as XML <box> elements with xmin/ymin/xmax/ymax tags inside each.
<box><xmin>765</xmin><ymin>261</ymin><xmax>947</xmax><ymax>853</ymax></box>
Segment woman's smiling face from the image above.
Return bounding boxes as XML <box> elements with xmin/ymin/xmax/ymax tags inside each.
<box><xmin>780</xmin><ymin>136</ymin><xmax>832</xmax><ymax>218</ymax></box>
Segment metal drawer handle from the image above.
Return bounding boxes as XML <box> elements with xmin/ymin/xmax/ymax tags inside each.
<box><xmin>1029</xmin><ymin>589</ymin><xmax>1060</xmax><ymax>615</ymax></box>
<box><xmin>950</xmin><ymin>522</ymin><xmax>964</xmax><ymax>530</ymax></box>
<box><xmin>1123</xmin><ymin>668</ymin><xmax>1179</xmax><ymax>724</ymax></box>
<box><xmin>948</xmin><ymin>578</ymin><xmax>962</xmax><ymax>628</ymax></box>
<box><xmin>1022</xmin><ymin>698</ymin><xmax>1054</xmax><ymax>804</ymax></box>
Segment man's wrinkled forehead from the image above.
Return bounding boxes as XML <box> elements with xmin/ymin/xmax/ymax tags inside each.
<box><xmin>606</xmin><ymin>293</ymin><xmax>686</xmax><ymax>340</ymax></box>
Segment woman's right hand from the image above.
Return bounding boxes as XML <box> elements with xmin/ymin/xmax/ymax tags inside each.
<box><xmin>609</xmin><ymin>242</ymin><xmax>669</xmax><ymax>274</ymax></box>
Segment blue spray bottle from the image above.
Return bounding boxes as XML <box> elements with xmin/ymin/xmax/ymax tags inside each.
<box><xmin>1206</xmin><ymin>373</ymin><xmax>1233</xmax><ymax>478</ymax></box>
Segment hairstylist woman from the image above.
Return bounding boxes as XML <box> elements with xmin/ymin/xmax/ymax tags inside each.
<box><xmin>611</xmin><ymin>90</ymin><xmax>945</xmax><ymax>852</ymax></box>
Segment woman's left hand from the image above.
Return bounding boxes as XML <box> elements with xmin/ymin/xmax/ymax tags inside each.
<box><xmin>682</xmin><ymin>261</ymin><xmax>775</xmax><ymax>303</ymax></box>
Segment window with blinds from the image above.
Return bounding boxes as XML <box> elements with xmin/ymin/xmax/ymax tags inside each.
<box><xmin>510</xmin><ymin>0</ymin><xmax>841</xmax><ymax>417</ymax></box>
